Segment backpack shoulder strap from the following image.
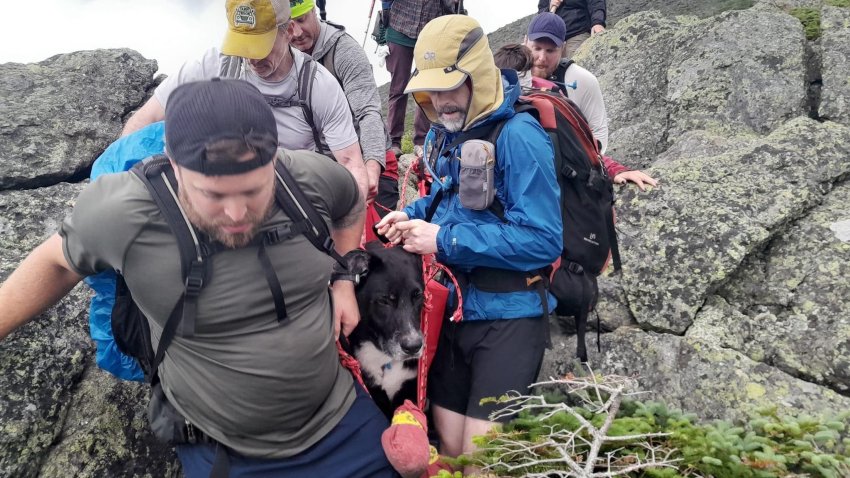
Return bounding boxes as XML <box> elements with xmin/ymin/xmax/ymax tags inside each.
<box><xmin>318</xmin><ymin>34</ymin><xmax>342</xmax><ymax>84</ymax></box>
<box><xmin>219</xmin><ymin>55</ymin><xmax>243</xmax><ymax>79</ymax></box>
<box><xmin>296</xmin><ymin>55</ymin><xmax>326</xmax><ymax>154</ymax></box>
<box><xmin>273</xmin><ymin>157</ymin><xmax>346</xmax><ymax>267</ymax></box>
<box><xmin>130</xmin><ymin>155</ymin><xmax>208</xmax><ymax>378</ymax></box>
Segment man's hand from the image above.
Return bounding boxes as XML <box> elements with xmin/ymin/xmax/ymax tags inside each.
<box><xmin>549</xmin><ymin>0</ymin><xmax>562</xmax><ymax>12</ymax></box>
<box><xmin>365</xmin><ymin>160</ymin><xmax>382</xmax><ymax>203</ymax></box>
<box><xmin>375</xmin><ymin>211</ymin><xmax>410</xmax><ymax>244</ymax></box>
<box><xmin>331</xmin><ymin>280</ymin><xmax>360</xmax><ymax>337</ymax></box>
<box><xmin>591</xmin><ymin>24</ymin><xmax>606</xmax><ymax>35</ymax></box>
<box><xmin>613</xmin><ymin>170</ymin><xmax>658</xmax><ymax>191</ymax></box>
<box><xmin>395</xmin><ymin>220</ymin><xmax>440</xmax><ymax>255</ymax></box>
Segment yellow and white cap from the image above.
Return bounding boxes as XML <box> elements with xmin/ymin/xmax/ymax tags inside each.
<box><xmin>406</xmin><ymin>15</ymin><xmax>504</xmax><ymax>131</ymax></box>
<box><xmin>221</xmin><ymin>0</ymin><xmax>291</xmax><ymax>59</ymax></box>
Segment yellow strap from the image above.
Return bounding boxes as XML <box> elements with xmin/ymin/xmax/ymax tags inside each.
<box><xmin>428</xmin><ymin>445</ymin><xmax>439</xmax><ymax>465</ymax></box>
<box><xmin>391</xmin><ymin>411</ymin><xmax>424</xmax><ymax>429</ymax></box>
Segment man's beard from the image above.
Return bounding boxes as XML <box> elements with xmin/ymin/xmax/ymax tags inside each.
<box><xmin>531</xmin><ymin>65</ymin><xmax>550</xmax><ymax>79</ymax></box>
<box><xmin>179</xmin><ymin>189</ymin><xmax>274</xmax><ymax>249</ymax></box>
<box><xmin>438</xmin><ymin>107</ymin><xmax>467</xmax><ymax>133</ymax></box>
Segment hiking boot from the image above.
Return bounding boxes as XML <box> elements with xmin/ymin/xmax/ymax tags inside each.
<box><xmin>390</xmin><ymin>144</ymin><xmax>403</xmax><ymax>158</ymax></box>
<box><xmin>414</xmin><ymin>144</ymin><xmax>424</xmax><ymax>159</ymax></box>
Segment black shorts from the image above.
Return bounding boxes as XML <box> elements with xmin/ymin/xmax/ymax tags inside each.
<box><xmin>428</xmin><ymin>317</ymin><xmax>547</xmax><ymax>422</ymax></box>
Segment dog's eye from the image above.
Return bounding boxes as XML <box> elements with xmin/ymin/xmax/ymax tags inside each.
<box><xmin>411</xmin><ymin>290</ymin><xmax>423</xmax><ymax>302</ymax></box>
<box><xmin>376</xmin><ymin>294</ymin><xmax>396</xmax><ymax>306</ymax></box>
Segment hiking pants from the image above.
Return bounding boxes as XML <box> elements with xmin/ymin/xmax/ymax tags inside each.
<box><xmin>177</xmin><ymin>386</ymin><xmax>399</xmax><ymax>478</ymax></box>
<box><xmin>385</xmin><ymin>41</ymin><xmax>430</xmax><ymax>148</ymax></box>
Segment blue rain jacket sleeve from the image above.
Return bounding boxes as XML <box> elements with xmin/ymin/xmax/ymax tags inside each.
<box><xmin>85</xmin><ymin>122</ymin><xmax>165</xmax><ymax>382</ymax></box>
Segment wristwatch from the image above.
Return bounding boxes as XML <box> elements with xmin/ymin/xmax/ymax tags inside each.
<box><xmin>331</xmin><ymin>250</ymin><xmax>370</xmax><ymax>285</ymax></box>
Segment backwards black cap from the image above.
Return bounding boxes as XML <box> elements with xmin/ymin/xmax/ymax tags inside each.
<box><xmin>165</xmin><ymin>78</ymin><xmax>278</xmax><ymax>175</ymax></box>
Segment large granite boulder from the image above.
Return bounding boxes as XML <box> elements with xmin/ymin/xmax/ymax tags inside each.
<box><xmin>541</xmin><ymin>326</ymin><xmax>850</xmax><ymax>423</ymax></box>
<box><xmin>0</xmin><ymin>184</ymin><xmax>179</xmax><ymax>478</ymax></box>
<box><xmin>0</xmin><ymin>49</ymin><xmax>157</xmax><ymax>191</ymax></box>
<box><xmin>577</xmin><ymin>8</ymin><xmax>808</xmax><ymax>169</ymax></box>
<box><xmin>616</xmin><ymin>117</ymin><xmax>850</xmax><ymax>334</ymax></box>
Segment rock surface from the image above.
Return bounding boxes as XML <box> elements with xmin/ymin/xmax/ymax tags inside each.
<box><xmin>2</xmin><ymin>4</ymin><xmax>850</xmax><ymax>476</ymax></box>
<box><xmin>0</xmin><ymin>50</ymin><xmax>157</xmax><ymax>191</ymax></box>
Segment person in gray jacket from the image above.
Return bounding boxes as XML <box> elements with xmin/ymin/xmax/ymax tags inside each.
<box><xmin>288</xmin><ymin>0</ymin><xmax>400</xmax><ymax>214</ymax></box>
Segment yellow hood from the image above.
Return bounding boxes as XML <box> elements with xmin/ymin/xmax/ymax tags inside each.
<box><xmin>405</xmin><ymin>15</ymin><xmax>503</xmax><ymax>131</ymax></box>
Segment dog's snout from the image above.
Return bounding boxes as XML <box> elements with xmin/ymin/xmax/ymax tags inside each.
<box><xmin>401</xmin><ymin>335</ymin><xmax>423</xmax><ymax>356</ymax></box>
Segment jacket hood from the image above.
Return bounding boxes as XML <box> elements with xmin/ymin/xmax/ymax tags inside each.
<box><xmin>406</xmin><ymin>15</ymin><xmax>504</xmax><ymax>132</ymax></box>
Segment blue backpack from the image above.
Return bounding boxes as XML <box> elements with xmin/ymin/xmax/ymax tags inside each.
<box><xmin>86</xmin><ymin>122</ymin><xmax>166</xmax><ymax>381</ymax></box>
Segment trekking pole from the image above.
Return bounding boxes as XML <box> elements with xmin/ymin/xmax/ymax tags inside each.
<box><xmin>317</xmin><ymin>0</ymin><xmax>327</xmax><ymax>20</ymax></box>
<box><xmin>363</xmin><ymin>0</ymin><xmax>377</xmax><ymax>47</ymax></box>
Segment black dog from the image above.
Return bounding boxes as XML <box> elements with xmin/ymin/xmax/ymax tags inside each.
<box><xmin>348</xmin><ymin>242</ymin><xmax>424</xmax><ymax>417</ymax></box>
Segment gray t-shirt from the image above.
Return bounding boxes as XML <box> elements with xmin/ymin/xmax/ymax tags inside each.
<box><xmin>59</xmin><ymin>150</ymin><xmax>359</xmax><ymax>458</ymax></box>
<box><xmin>155</xmin><ymin>47</ymin><xmax>360</xmax><ymax>153</ymax></box>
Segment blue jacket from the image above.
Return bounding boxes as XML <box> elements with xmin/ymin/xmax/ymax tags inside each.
<box><xmin>404</xmin><ymin>72</ymin><xmax>562</xmax><ymax>320</ymax></box>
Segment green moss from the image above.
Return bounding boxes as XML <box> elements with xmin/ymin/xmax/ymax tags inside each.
<box><xmin>790</xmin><ymin>8</ymin><xmax>822</xmax><ymax>40</ymax></box>
<box><xmin>825</xmin><ymin>0</ymin><xmax>850</xmax><ymax>7</ymax></box>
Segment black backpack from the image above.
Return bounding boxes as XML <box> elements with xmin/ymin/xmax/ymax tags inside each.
<box><xmin>422</xmin><ymin>90</ymin><xmax>621</xmax><ymax>362</ymax></box>
<box><xmin>111</xmin><ymin>154</ymin><xmax>347</xmax><ymax>384</ymax></box>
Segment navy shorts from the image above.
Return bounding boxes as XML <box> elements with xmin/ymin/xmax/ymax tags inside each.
<box><xmin>177</xmin><ymin>385</ymin><xmax>399</xmax><ymax>478</ymax></box>
<box><xmin>428</xmin><ymin>316</ymin><xmax>547</xmax><ymax>422</ymax></box>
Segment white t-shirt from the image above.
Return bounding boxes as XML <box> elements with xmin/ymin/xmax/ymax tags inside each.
<box><xmin>561</xmin><ymin>63</ymin><xmax>609</xmax><ymax>154</ymax></box>
<box><xmin>154</xmin><ymin>47</ymin><xmax>359</xmax><ymax>153</ymax></box>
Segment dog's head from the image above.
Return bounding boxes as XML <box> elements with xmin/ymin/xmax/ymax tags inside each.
<box><xmin>351</xmin><ymin>242</ymin><xmax>425</xmax><ymax>361</ymax></box>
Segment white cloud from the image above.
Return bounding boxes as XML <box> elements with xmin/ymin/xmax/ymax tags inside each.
<box><xmin>0</xmin><ymin>0</ymin><xmax>526</xmax><ymax>86</ymax></box>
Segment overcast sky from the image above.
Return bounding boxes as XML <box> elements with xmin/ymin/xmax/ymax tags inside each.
<box><xmin>0</xmin><ymin>0</ymin><xmax>525</xmax><ymax>86</ymax></box>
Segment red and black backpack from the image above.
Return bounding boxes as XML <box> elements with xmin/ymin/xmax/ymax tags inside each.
<box><xmin>425</xmin><ymin>88</ymin><xmax>621</xmax><ymax>362</ymax></box>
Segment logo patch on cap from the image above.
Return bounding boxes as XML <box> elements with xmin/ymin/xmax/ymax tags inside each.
<box><xmin>234</xmin><ymin>5</ymin><xmax>257</xmax><ymax>27</ymax></box>
<box><xmin>423</xmin><ymin>51</ymin><xmax>436</xmax><ymax>61</ymax></box>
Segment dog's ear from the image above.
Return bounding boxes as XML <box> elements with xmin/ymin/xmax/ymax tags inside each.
<box><xmin>368</xmin><ymin>250</ymin><xmax>385</xmax><ymax>272</ymax></box>
<box><xmin>347</xmin><ymin>250</ymin><xmax>371</xmax><ymax>275</ymax></box>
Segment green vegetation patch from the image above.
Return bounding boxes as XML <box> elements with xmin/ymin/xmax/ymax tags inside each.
<box><xmin>456</xmin><ymin>400</ymin><xmax>850</xmax><ymax>477</ymax></box>
<box><xmin>791</xmin><ymin>7</ymin><xmax>822</xmax><ymax>40</ymax></box>
<box><xmin>825</xmin><ymin>0</ymin><xmax>850</xmax><ymax>7</ymax></box>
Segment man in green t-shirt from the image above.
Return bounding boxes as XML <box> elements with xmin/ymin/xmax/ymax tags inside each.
<box><xmin>0</xmin><ymin>79</ymin><xmax>398</xmax><ymax>477</ymax></box>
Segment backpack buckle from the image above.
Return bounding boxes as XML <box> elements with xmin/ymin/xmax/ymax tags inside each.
<box><xmin>185</xmin><ymin>262</ymin><xmax>204</xmax><ymax>296</ymax></box>
<box><xmin>567</xmin><ymin>261</ymin><xmax>584</xmax><ymax>274</ymax></box>
<box><xmin>185</xmin><ymin>420</ymin><xmax>198</xmax><ymax>444</ymax></box>
<box><xmin>322</xmin><ymin>237</ymin><xmax>335</xmax><ymax>253</ymax></box>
